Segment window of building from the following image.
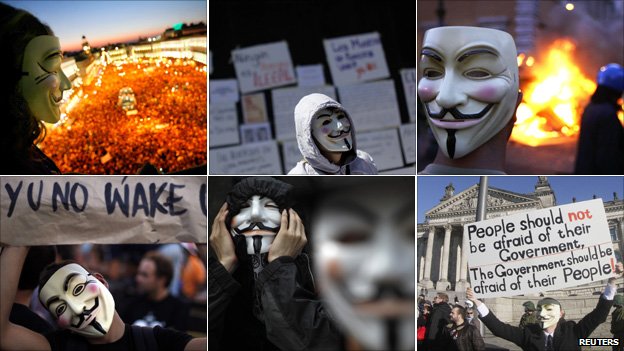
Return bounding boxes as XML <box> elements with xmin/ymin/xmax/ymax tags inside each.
<box><xmin>610</xmin><ymin>225</ymin><xmax>618</xmax><ymax>242</ymax></box>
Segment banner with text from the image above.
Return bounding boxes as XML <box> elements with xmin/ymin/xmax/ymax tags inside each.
<box><xmin>232</xmin><ymin>41</ymin><xmax>297</xmax><ymax>94</ymax></box>
<box><xmin>466</xmin><ymin>199</ymin><xmax>616</xmax><ymax>298</ymax></box>
<box><xmin>323</xmin><ymin>32</ymin><xmax>389</xmax><ymax>86</ymax></box>
<box><xmin>0</xmin><ymin>176</ymin><xmax>207</xmax><ymax>245</ymax></box>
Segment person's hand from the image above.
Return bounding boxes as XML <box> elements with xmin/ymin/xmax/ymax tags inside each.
<box><xmin>268</xmin><ymin>209</ymin><xmax>307</xmax><ymax>262</ymax></box>
<box><xmin>209</xmin><ymin>203</ymin><xmax>237</xmax><ymax>272</ymax></box>
<box><xmin>466</xmin><ymin>287</ymin><xmax>482</xmax><ymax>307</ymax></box>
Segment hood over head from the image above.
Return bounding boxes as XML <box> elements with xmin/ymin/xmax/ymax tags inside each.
<box><xmin>294</xmin><ymin>93</ymin><xmax>358</xmax><ymax>173</ymax></box>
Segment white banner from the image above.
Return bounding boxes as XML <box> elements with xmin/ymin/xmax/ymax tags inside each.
<box><xmin>232</xmin><ymin>41</ymin><xmax>297</xmax><ymax>93</ymax></box>
<box><xmin>466</xmin><ymin>199</ymin><xmax>616</xmax><ymax>298</ymax></box>
<box><xmin>0</xmin><ymin>176</ymin><xmax>207</xmax><ymax>245</ymax></box>
<box><xmin>323</xmin><ymin>32</ymin><xmax>389</xmax><ymax>86</ymax></box>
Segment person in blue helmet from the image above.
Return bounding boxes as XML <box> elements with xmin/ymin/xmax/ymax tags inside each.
<box><xmin>574</xmin><ymin>63</ymin><xmax>624</xmax><ymax>174</ymax></box>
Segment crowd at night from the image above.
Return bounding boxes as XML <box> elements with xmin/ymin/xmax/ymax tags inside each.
<box><xmin>40</xmin><ymin>58</ymin><xmax>207</xmax><ymax>174</ymax></box>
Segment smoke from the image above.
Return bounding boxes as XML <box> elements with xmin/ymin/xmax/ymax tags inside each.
<box><xmin>536</xmin><ymin>2</ymin><xmax>624</xmax><ymax>80</ymax></box>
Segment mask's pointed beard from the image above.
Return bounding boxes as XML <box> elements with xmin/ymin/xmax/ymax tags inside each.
<box><xmin>344</xmin><ymin>138</ymin><xmax>351</xmax><ymax>149</ymax></box>
<box><xmin>385</xmin><ymin>318</ymin><xmax>398</xmax><ymax>350</ymax></box>
<box><xmin>446</xmin><ymin>129</ymin><xmax>457</xmax><ymax>159</ymax></box>
<box><xmin>90</xmin><ymin>320</ymin><xmax>107</xmax><ymax>334</ymax></box>
<box><xmin>253</xmin><ymin>235</ymin><xmax>262</xmax><ymax>254</ymax></box>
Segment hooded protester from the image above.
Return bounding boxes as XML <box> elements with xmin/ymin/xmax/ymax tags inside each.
<box><xmin>208</xmin><ymin>177</ymin><xmax>340</xmax><ymax>351</ymax></box>
<box><xmin>288</xmin><ymin>93</ymin><xmax>378</xmax><ymax>175</ymax></box>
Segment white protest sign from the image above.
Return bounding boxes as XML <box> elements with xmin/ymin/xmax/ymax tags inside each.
<box><xmin>400</xmin><ymin>68</ymin><xmax>417</xmax><ymax>122</ymax></box>
<box><xmin>271</xmin><ymin>85</ymin><xmax>337</xmax><ymax>141</ymax></box>
<box><xmin>240</xmin><ymin>122</ymin><xmax>272</xmax><ymax>144</ymax></box>
<box><xmin>323</xmin><ymin>32</ymin><xmax>389</xmax><ymax>86</ymax></box>
<box><xmin>209</xmin><ymin>103</ymin><xmax>240</xmax><ymax>147</ymax></box>
<box><xmin>232</xmin><ymin>41</ymin><xmax>297</xmax><ymax>94</ymax></box>
<box><xmin>356</xmin><ymin>128</ymin><xmax>404</xmax><ymax>171</ymax></box>
<box><xmin>0</xmin><ymin>176</ymin><xmax>207</xmax><ymax>245</ymax></box>
<box><xmin>281</xmin><ymin>139</ymin><xmax>303</xmax><ymax>173</ymax></box>
<box><xmin>209</xmin><ymin>79</ymin><xmax>239</xmax><ymax>104</ymax></box>
<box><xmin>337</xmin><ymin>79</ymin><xmax>401</xmax><ymax>132</ymax></box>
<box><xmin>399</xmin><ymin>123</ymin><xmax>416</xmax><ymax>164</ymax></box>
<box><xmin>379</xmin><ymin>166</ymin><xmax>416</xmax><ymax>174</ymax></box>
<box><xmin>296</xmin><ymin>64</ymin><xmax>326</xmax><ymax>87</ymax></box>
<box><xmin>209</xmin><ymin>140</ymin><xmax>283</xmax><ymax>174</ymax></box>
<box><xmin>466</xmin><ymin>199</ymin><xmax>616</xmax><ymax>298</ymax></box>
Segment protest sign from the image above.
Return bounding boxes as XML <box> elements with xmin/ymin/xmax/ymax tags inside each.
<box><xmin>232</xmin><ymin>41</ymin><xmax>297</xmax><ymax>93</ymax></box>
<box><xmin>296</xmin><ymin>64</ymin><xmax>326</xmax><ymax>87</ymax></box>
<box><xmin>271</xmin><ymin>85</ymin><xmax>337</xmax><ymax>141</ymax></box>
<box><xmin>241</xmin><ymin>93</ymin><xmax>269</xmax><ymax>123</ymax></box>
<box><xmin>466</xmin><ymin>199</ymin><xmax>616</xmax><ymax>298</ymax></box>
<box><xmin>337</xmin><ymin>79</ymin><xmax>401</xmax><ymax>132</ymax></box>
<box><xmin>209</xmin><ymin>103</ymin><xmax>240</xmax><ymax>147</ymax></box>
<box><xmin>0</xmin><ymin>176</ymin><xmax>207</xmax><ymax>245</ymax></box>
<box><xmin>400</xmin><ymin>68</ymin><xmax>417</xmax><ymax>122</ymax></box>
<box><xmin>209</xmin><ymin>140</ymin><xmax>283</xmax><ymax>174</ymax></box>
<box><xmin>356</xmin><ymin>128</ymin><xmax>404</xmax><ymax>171</ymax></box>
<box><xmin>280</xmin><ymin>139</ymin><xmax>303</xmax><ymax>173</ymax></box>
<box><xmin>323</xmin><ymin>32</ymin><xmax>389</xmax><ymax>86</ymax></box>
<box><xmin>399</xmin><ymin>123</ymin><xmax>416</xmax><ymax>164</ymax></box>
<box><xmin>240</xmin><ymin>122</ymin><xmax>272</xmax><ymax>144</ymax></box>
<box><xmin>209</xmin><ymin>79</ymin><xmax>239</xmax><ymax>104</ymax></box>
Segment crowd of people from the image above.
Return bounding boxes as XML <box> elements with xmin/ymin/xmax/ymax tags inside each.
<box><xmin>40</xmin><ymin>58</ymin><xmax>207</xmax><ymax>174</ymax></box>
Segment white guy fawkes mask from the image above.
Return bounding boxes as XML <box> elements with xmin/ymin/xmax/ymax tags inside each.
<box><xmin>230</xmin><ymin>195</ymin><xmax>282</xmax><ymax>255</ymax></box>
<box><xmin>311</xmin><ymin>108</ymin><xmax>353</xmax><ymax>153</ymax></box>
<box><xmin>18</xmin><ymin>35</ymin><xmax>71</xmax><ymax>124</ymax></box>
<box><xmin>538</xmin><ymin>303</ymin><xmax>562</xmax><ymax>329</ymax></box>
<box><xmin>312</xmin><ymin>182</ymin><xmax>415</xmax><ymax>350</ymax></box>
<box><xmin>39</xmin><ymin>263</ymin><xmax>115</xmax><ymax>338</ymax></box>
<box><xmin>418</xmin><ymin>26</ymin><xmax>519</xmax><ymax>159</ymax></box>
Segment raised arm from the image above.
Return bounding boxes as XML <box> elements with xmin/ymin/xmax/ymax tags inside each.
<box><xmin>466</xmin><ymin>287</ymin><xmax>525</xmax><ymax>347</ymax></box>
<box><xmin>0</xmin><ymin>246</ymin><xmax>51</xmax><ymax>351</ymax></box>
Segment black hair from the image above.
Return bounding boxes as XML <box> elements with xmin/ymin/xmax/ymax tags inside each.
<box><xmin>143</xmin><ymin>251</ymin><xmax>174</xmax><ymax>288</ymax></box>
<box><xmin>19</xmin><ymin>246</ymin><xmax>57</xmax><ymax>290</ymax></box>
<box><xmin>0</xmin><ymin>3</ymin><xmax>54</xmax><ymax>167</ymax></box>
<box><xmin>38</xmin><ymin>260</ymin><xmax>79</xmax><ymax>296</ymax></box>
<box><xmin>453</xmin><ymin>305</ymin><xmax>467</xmax><ymax>321</ymax></box>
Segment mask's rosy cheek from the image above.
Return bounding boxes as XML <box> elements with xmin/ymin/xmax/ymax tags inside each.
<box><xmin>321</xmin><ymin>127</ymin><xmax>330</xmax><ymax>134</ymax></box>
<box><xmin>57</xmin><ymin>315</ymin><xmax>70</xmax><ymax>328</ymax></box>
<box><xmin>470</xmin><ymin>81</ymin><xmax>510</xmax><ymax>103</ymax></box>
<box><xmin>417</xmin><ymin>81</ymin><xmax>438</xmax><ymax>102</ymax></box>
<box><xmin>88</xmin><ymin>283</ymin><xmax>99</xmax><ymax>294</ymax></box>
<box><xmin>42</xmin><ymin>75</ymin><xmax>60</xmax><ymax>90</ymax></box>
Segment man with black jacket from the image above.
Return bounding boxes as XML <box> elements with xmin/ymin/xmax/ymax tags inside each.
<box><xmin>208</xmin><ymin>177</ymin><xmax>340</xmax><ymax>351</ymax></box>
<box><xmin>425</xmin><ymin>292</ymin><xmax>452</xmax><ymax>349</ymax></box>
<box><xmin>466</xmin><ymin>262</ymin><xmax>623</xmax><ymax>351</ymax></box>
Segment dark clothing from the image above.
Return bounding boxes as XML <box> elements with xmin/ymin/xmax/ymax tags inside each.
<box><xmin>208</xmin><ymin>253</ymin><xmax>341</xmax><ymax>351</ymax></box>
<box><xmin>4</xmin><ymin>145</ymin><xmax>62</xmax><ymax>175</ymax></box>
<box><xmin>44</xmin><ymin>323</ymin><xmax>192</xmax><ymax>351</ymax></box>
<box><xmin>480</xmin><ymin>297</ymin><xmax>613</xmax><ymax>351</ymax></box>
<box><xmin>441</xmin><ymin>321</ymin><xmax>485</xmax><ymax>351</ymax></box>
<box><xmin>425</xmin><ymin>302</ymin><xmax>452</xmax><ymax>349</ymax></box>
<box><xmin>120</xmin><ymin>294</ymin><xmax>190</xmax><ymax>332</ymax></box>
<box><xmin>575</xmin><ymin>102</ymin><xmax>624</xmax><ymax>174</ymax></box>
<box><xmin>10</xmin><ymin>303</ymin><xmax>54</xmax><ymax>334</ymax></box>
<box><xmin>611</xmin><ymin>306</ymin><xmax>624</xmax><ymax>351</ymax></box>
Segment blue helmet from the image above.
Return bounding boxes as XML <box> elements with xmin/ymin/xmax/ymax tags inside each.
<box><xmin>597</xmin><ymin>63</ymin><xmax>624</xmax><ymax>92</ymax></box>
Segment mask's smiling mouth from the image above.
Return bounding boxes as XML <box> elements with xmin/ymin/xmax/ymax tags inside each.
<box><xmin>329</xmin><ymin>129</ymin><xmax>351</xmax><ymax>139</ymax></box>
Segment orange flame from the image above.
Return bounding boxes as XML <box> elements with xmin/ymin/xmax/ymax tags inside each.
<box><xmin>511</xmin><ymin>39</ymin><xmax>596</xmax><ymax>146</ymax></box>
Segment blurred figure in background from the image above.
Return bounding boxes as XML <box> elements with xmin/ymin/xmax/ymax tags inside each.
<box><xmin>519</xmin><ymin>300</ymin><xmax>539</xmax><ymax>329</ymax></box>
<box><xmin>180</xmin><ymin>243</ymin><xmax>206</xmax><ymax>302</ymax></box>
<box><xmin>575</xmin><ymin>63</ymin><xmax>624</xmax><ymax>174</ymax></box>
<box><xmin>612</xmin><ymin>294</ymin><xmax>624</xmax><ymax>351</ymax></box>
<box><xmin>311</xmin><ymin>177</ymin><xmax>415</xmax><ymax>350</ymax></box>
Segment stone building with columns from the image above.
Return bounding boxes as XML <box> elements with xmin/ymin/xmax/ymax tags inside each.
<box><xmin>417</xmin><ymin>177</ymin><xmax>624</xmax><ymax>293</ymax></box>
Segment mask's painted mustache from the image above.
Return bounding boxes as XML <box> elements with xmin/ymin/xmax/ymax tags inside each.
<box><xmin>70</xmin><ymin>296</ymin><xmax>99</xmax><ymax>329</ymax></box>
<box><xmin>233</xmin><ymin>222</ymin><xmax>280</xmax><ymax>235</ymax></box>
<box><xmin>328</xmin><ymin>127</ymin><xmax>351</xmax><ymax>138</ymax></box>
<box><xmin>426</xmin><ymin>103</ymin><xmax>493</xmax><ymax>120</ymax></box>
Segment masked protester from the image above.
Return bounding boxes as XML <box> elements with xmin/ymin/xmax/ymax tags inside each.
<box><xmin>466</xmin><ymin>262</ymin><xmax>624</xmax><ymax>351</ymax></box>
<box><xmin>208</xmin><ymin>177</ymin><xmax>340</xmax><ymax>351</ymax></box>
<box><xmin>0</xmin><ymin>247</ymin><xmax>206</xmax><ymax>351</ymax></box>
<box><xmin>574</xmin><ymin>63</ymin><xmax>624</xmax><ymax>175</ymax></box>
<box><xmin>311</xmin><ymin>177</ymin><xmax>415</xmax><ymax>350</ymax></box>
<box><xmin>417</xmin><ymin>26</ymin><xmax>522</xmax><ymax>175</ymax></box>
<box><xmin>0</xmin><ymin>3</ymin><xmax>71</xmax><ymax>174</ymax></box>
<box><xmin>612</xmin><ymin>295</ymin><xmax>624</xmax><ymax>351</ymax></box>
<box><xmin>288</xmin><ymin>93</ymin><xmax>378</xmax><ymax>174</ymax></box>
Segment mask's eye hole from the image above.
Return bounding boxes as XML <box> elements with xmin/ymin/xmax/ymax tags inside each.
<box><xmin>465</xmin><ymin>69</ymin><xmax>491</xmax><ymax>79</ymax></box>
<box><xmin>336</xmin><ymin>231</ymin><xmax>371</xmax><ymax>244</ymax></box>
<box><xmin>322</xmin><ymin>119</ymin><xmax>331</xmax><ymax>126</ymax></box>
<box><xmin>423</xmin><ymin>69</ymin><xmax>443</xmax><ymax>79</ymax></box>
<box><xmin>56</xmin><ymin>303</ymin><xmax>67</xmax><ymax>316</ymax></box>
<box><xmin>265</xmin><ymin>203</ymin><xmax>279</xmax><ymax>209</ymax></box>
<box><xmin>73</xmin><ymin>283</ymin><xmax>85</xmax><ymax>296</ymax></box>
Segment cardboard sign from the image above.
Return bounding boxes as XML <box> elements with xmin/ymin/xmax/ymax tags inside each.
<box><xmin>356</xmin><ymin>128</ymin><xmax>404</xmax><ymax>171</ymax></box>
<box><xmin>337</xmin><ymin>79</ymin><xmax>401</xmax><ymax>132</ymax></box>
<box><xmin>399</xmin><ymin>123</ymin><xmax>416</xmax><ymax>164</ymax></box>
<box><xmin>209</xmin><ymin>140</ymin><xmax>283</xmax><ymax>174</ymax></box>
<box><xmin>232</xmin><ymin>41</ymin><xmax>297</xmax><ymax>93</ymax></box>
<box><xmin>323</xmin><ymin>32</ymin><xmax>390</xmax><ymax>86</ymax></box>
<box><xmin>209</xmin><ymin>103</ymin><xmax>240</xmax><ymax>147</ymax></box>
<box><xmin>466</xmin><ymin>199</ymin><xmax>616</xmax><ymax>298</ymax></box>
<box><xmin>296</xmin><ymin>64</ymin><xmax>326</xmax><ymax>87</ymax></box>
<box><xmin>0</xmin><ymin>176</ymin><xmax>207</xmax><ymax>245</ymax></box>
<box><xmin>209</xmin><ymin>79</ymin><xmax>239</xmax><ymax>104</ymax></box>
<box><xmin>400</xmin><ymin>68</ymin><xmax>417</xmax><ymax>122</ymax></box>
<box><xmin>271</xmin><ymin>85</ymin><xmax>337</xmax><ymax>141</ymax></box>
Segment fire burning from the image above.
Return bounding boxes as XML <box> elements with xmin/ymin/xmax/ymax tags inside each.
<box><xmin>511</xmin><ymin>39</ymin><xmax>597</xmax><ymax>146</ymax></box>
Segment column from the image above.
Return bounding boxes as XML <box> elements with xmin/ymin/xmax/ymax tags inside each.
<box><xmin>436</xmin><ymin>224</ymin><xmax>452</xmax><ymax>291</ymax></box>
<box><xmin>421</xmin><ymin>226</ymin><xmax>435</xmax><ymax>289</ymax></box>
<box><xmin>455</xmin><ymin>225</ymin><xmax>470</xmax><ymax>292</ymax></box>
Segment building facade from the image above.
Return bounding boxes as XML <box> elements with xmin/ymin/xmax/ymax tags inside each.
<box><xmin>417</xmin><ymin>177</ymin><xmax>624</xmax><ymax>293</ymax></box>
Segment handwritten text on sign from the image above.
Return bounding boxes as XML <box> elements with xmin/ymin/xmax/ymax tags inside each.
<box><xmin>466</xmin><ymin>199</ymin><xmax>616</xmax><ymax>298</ymax></box>
<box><xmin>232</xmin><ymin>41</ymin><xmax>297</xmax><ymax>94</ymax></box>
<box><xmin>323</xmin><ymin>32</ymin><xmax>389</xmax><ymax>86</ymax></box>
<box><xmin>0</xmin><ymin>177</ymin><xmax>207</xmax><ymax>245</ymax></box>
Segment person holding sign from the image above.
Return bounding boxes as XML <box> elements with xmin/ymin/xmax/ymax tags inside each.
<box><xmin>466</xmin><ymin>261</ymin><xmax>623</xmax><ymax>351</ymax></box>
<box><xmin>208</xmin><ymin>177</ymin><xmax>339</xmax><ymax>351</ymax></box>
<box><xmin>0</xmin><ymin>3</ymin><xmax>71</xmax><ymax>174</ymax></box>
<box><xmin>288</xmin><ymin>93</ymin><xmax>378</xmax><ymax>175</ymax></box>
<box><xmin>417</xmin><ymin>26</ymin><xmax>523</xmax><ymax>175</ymax></box>
<box><xmin>0</xmin><ymin>246</ymin><xmax>207</xmax><ymax>351</ymax></box>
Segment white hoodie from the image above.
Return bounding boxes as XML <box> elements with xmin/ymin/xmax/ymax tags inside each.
<box><xmin>288</xmin><ymin>93</ymin><xmax>378</xmax><ymax>175</ymax></box>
